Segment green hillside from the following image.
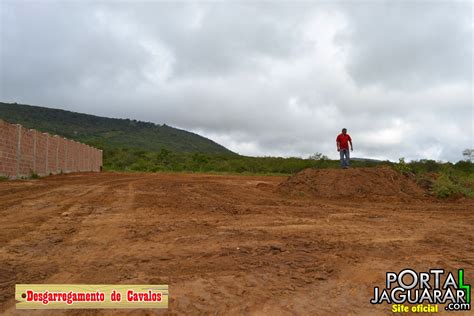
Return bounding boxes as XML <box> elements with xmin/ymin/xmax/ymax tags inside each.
<box><xmin>0</xmin><ymin>102</ymin><xmax>234</xmax><ymax>154</ymax></box>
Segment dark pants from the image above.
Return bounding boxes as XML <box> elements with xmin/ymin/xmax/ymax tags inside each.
<box><xmin>340</xmin><ymin>149</ymin><xmax>350</xmax><ymax>168</ymax></box>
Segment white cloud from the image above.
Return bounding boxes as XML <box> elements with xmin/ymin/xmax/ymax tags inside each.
<box><xmin>1</xmin><ymin>1</ymin><xmax>472</xmax><ymax>162</ymax></box>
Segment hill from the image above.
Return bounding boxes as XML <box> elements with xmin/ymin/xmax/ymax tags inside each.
<box><xmin>0</xmin><ymin>102</ymin><xmax>234</xmax><ymax>154</ymax></box>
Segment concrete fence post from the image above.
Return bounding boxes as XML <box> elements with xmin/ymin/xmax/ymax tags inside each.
<box><xmin>71</xmin><ymin>141</ymin><xmax>75</xmax><ymax>172</ymax></box>
<box><xmin>64</xmin><ymin>139</ymin><xmax>68</xmax><ymax>173</ymax></box>
<box><xmin>72</xmin><ymin>141</ymin><xmax>75</xmax><ymax>172</ymax></box>
<box><xmin>15</xmin><ymin>124</ymin><xmax>22</xmax><ymax>178</ymax></box>
<box><xmin>61</xmin><ymin>138</ymin><xmax>67</xmax><ymax>173</ymax></box>
<box><xmin>32</xmin><ymin>130</ymin><xmax>37</xmax><ymax>173</ymax></box>
<box><xmin>45</xmin><ymin>133</ymin><xmax>49</xmax><ymax>174</ymax></box>
<box><xmin>85</xmin><ymin>146</ymin><xmax>88</xmax><ymax>172</ymax></box>
<box><xmin>56</xmin><ymin>136</ymin><xmax>59</xmax><ymax>173</ymax></box>
<box><xmin>87</xmin><ymin>146</ymin><xmax>90</xmax><ymax>171</ymax></box>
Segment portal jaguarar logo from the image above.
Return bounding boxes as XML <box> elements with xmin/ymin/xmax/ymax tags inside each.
<box><xmin>370</xmin><ymin>269</ymin><xmax>471</xmax><ymax>312</ymax></box>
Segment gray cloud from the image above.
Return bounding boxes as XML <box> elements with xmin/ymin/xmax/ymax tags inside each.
<box><xmin>340</xmin><ymin>1</ymin><xmax>472</xmax><ymax>89</ymax></box>
<box><xmin>1</xmin><ymin>1</ymin><xmax>472</xmax><ymax>162</ymax></box>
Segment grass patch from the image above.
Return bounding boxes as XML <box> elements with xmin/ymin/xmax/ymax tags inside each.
<box><xmin>103</xmin><ymin>147</ymin><xmax>393</xmax><ymax>175</ymax></box>
<box><xmin>394</xmin><ymin>160</ymin><xmax>474</xmax><ymax>198</ymax></box>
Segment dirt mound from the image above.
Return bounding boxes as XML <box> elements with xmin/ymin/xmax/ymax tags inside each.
<box><xmin>277</xmin><ymin>166</ymin><xmax>427</xmax><ymax>200</ymax></box>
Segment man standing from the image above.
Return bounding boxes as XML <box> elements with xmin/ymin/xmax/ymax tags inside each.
<box><xmin>336</xmin><ymin>128</ymin><xmax>353</xmax><ymax>169</ymax></box>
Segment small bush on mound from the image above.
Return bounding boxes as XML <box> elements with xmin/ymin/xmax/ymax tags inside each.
<box><xmin>453</xmin><ymin>160</ymin><xmax>474</xmax><ymax>173</ymax></box>
<box><xmin>392</xmin><ymin>160</ymin><xmax>473</xmax><ymax>199</ymax></box>
<box><xmin>433</xmin><ymin>174</ymin><xmax>463</xmax><ymax>198</ymax></box>
<box><xmin>414</xmin><ymin>174</ymin><xmax>436</xmax><ymax>190</ymax></box>
<box><xmin>394</xmin><ymin>157</ymin><xmax>413</xmax><ymax>174</ymax></box>
<box><xmin>432</xmin><ymin>170</ymin><xmax>471</xmax><ymax>198</ymax></box>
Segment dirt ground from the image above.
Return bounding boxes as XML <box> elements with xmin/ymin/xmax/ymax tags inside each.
<box><xmin>0</xmin><ymin>171</ymin><xmax>473</xmax><ymax>315</ymax></box>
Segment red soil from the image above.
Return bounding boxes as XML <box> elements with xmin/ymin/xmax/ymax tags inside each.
<box><xmin>0</xmin><ymin>171</ymin><xmax>472</xmax><ymax>315</ymax></box>
<box><xmin>277</xmin><ymin>166</ymin><xmax>428</xmax><ymax>201</ymax></box>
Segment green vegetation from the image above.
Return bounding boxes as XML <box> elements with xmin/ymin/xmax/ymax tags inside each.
<box><xmin>103</xmin><ymin>148</ymin><xmax>391</xmax><ymax>175</ymax></box>
<box><xmin>395</xmin><ymin>159</ymin><xmax>474</xmax><ymax>198</ymax></box>
<box><xmin>104</xmin><ymin>150</ymin><xmax>473</xmax><ymax>198</ymax></box>
<box><xmin>0</xmin><ymin>102</ymin><xmax>233</xmax><ymax>154</ymax></box>
<box><xmin>30</xmin><ymin>170</ymin><xmax>40</xmax><ymax>179</ymax></box>
<box><xmin>393</xmin><ymin>157</ymin><xmax>412</xmax><ymax>173</ymax></box>
<box><xmin>2</xmin><ymin>102</ymin><xmax>472</xmax><ymax>198</ymax></box>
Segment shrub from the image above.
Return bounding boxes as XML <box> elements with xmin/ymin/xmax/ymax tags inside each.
<box><xmin>394</xmin><ymin>158</ymin><xmax>412</xmax><ymax>174</ymax></box>
<box><xmin>432</xmin><ymin>173</ymin><xmax>465</xmax><ymax>198</ymax></box>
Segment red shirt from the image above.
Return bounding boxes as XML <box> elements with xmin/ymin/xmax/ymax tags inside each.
<box><xmin>336</xmin><ymin>133</ymin><xmax>352</xmax><ymax>149</ymax></box>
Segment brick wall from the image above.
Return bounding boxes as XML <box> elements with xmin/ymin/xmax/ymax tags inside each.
<box><xmin>19</xmin><ymin>128</ymin><xmax>35</xmax><ymax>176</ymax></box>
<box><xmin>0</xmin><ymin>120</ymin><xmax>103</xmax><ymax>178</ymax></box>
<box><xmin>0</xmin><ymin>121</ymin><xmax>18</xmax><ymax>176</ymax></box>
<box><xmin>35</xmin><ymin>132</ymin><xmax>48</xmax><ymax>176</ymax></box>
<box><xmin>58</xmin><ymin>137</ymin><xmax>66</xmax><ymax>173</ymax></box>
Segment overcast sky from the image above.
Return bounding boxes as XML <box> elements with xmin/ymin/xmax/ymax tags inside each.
<box><xmin>1</xmin><ymin>0</ymin><xmax>472</xmax><ymax>161</ymax></box>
